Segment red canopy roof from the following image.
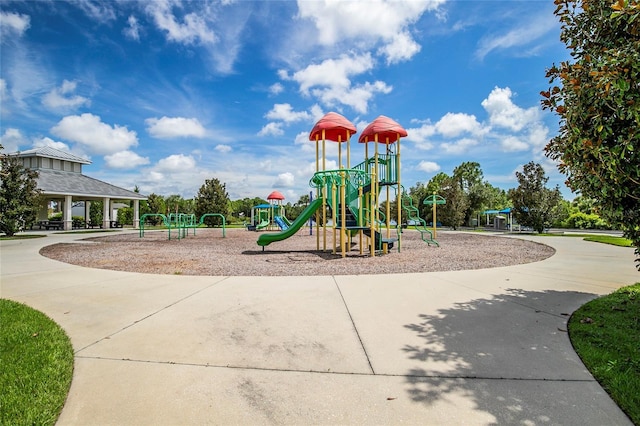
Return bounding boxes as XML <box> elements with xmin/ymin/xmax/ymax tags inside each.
<box><xmin>267</xmin><ymin>190</ymin><xmax>285</xmax><ymax>201</ymax></box>
<box><xmin>309</xmin><ymin>112</ymin><xmax>356</xmax><ymax>143</ymax></box>
<box><xmin>358</xmin><ymin>115</ymin><xmax>407</xmax><ymax>144</ymax></box>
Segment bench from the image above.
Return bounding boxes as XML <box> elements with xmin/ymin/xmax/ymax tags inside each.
<box><xmin>86</xmin><ymin>221</ymin><xmax>102</xmax><ymax>229</ymax></box>
<box><xmin>45</xmin><ymin>221</ymin><xmax>64</xmax><ymax>230</ymax></box>
<box><xmin>110</xmin><ymin>221</ymin><xmax>123</xmax><ymax>228</ymax></box>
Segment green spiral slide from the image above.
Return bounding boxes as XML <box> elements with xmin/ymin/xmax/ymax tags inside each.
<box><xmin>257</xmin><ymin>197</ymin><xmax>323</xmax><ymax>247</ymax></box>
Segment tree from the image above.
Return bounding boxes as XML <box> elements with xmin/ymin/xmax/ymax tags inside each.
<box><xmin>508</xmin><ymin>162</ymin><xmax>563</xmax><ymax>233</ymax></box>
<box><xmin>89</xmin><ymin>200</ymin><xmax>103</xmax><ymax>224</ymax></box>
<box><xmin>117</xmin><ymin>207</ymin><xmax>133</xmax><ymax>225</ymax></box>
<box><xmin>438</xmin><ymin>176</ymin><xmax>469</xmax><ymax>230</ymax></box>
<box><xmin>194</xmin><ymin>178</ymin><xmax>230</xmax><ymax>227</ymax></box>
<box><xmin>410</xmin><ymin>173</ymin><xmax>450</xmax><ymax>221</ymax></box>
<box><xmin>0</xmin><ymin>147</ymin><xmax>42</xmax><ymax>236</ymax></box>
<box><xmin>453</xmin><ymin>162</ymin><xmax>484</xmax><ymax>225</ymax></box>
<box><xmin>542</xmin><ymin>0</ymin><xmax>640</xmax><ymax>265</ymax></box>
<box><xmin>144</xmin><ymin>193</ymin><xmax>166</xmax><ymax>225</ymax></box>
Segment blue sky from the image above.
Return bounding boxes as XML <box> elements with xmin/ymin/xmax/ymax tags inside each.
<box><xmin>0</xmin><ymin>0</ymin><xmax>571</xmax><ymax>202</ymax></box>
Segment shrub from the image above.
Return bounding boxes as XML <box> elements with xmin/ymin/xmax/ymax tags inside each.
<box><xmin>563</xmin><ymin>212</ymin><xmax>606</xmax><ymax>229</ymax></box>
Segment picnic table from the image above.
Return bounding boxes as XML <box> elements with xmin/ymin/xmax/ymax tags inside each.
<box><xmin>32</xmin><ymin>220</ymin><xmax>64</xmax><ymax>230</ymax></box>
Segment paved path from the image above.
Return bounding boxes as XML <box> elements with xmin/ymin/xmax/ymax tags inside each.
<box><xmin>1</xmin><ymin>232</ymin><xmax>638</xmax><ymax>425</ymax></box>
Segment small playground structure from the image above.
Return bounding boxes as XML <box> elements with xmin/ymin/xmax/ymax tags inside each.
<box><xmin>139</xmin><ymin>213</ymin><xmax>226</xmax><ymax>240</ymax></box>
<box><xmin>247</xmin><ymin>191</ymin><xmax>292</xmax><ymax>232</ymax></box>
<box><xmin>257</xmin><ymin>112</ymin><xmax>439</xmax><ymax>256</ymax></box>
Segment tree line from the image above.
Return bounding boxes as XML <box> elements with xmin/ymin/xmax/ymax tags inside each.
<box><xmin>0</xmin><ymin>144</ymin><xmax>618</xmax><ymax>236</ymax></box>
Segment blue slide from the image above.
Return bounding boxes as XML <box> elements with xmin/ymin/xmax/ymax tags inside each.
<box><xmin>274</xmin><ymin>216</ymin><xmax>288</xmax><ymax>230</ymax></box>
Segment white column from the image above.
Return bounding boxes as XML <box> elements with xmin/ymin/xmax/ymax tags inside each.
<box><xmin>133</xmin><ymin>199</ymin><xmax>140</xmax><ymax>229</ymax></box>
<box><xmin>85</xmin><ymin>201</ymin><xmax>91</xmax><ymax>228</ymax></box>
<box><xmin>64</xmin><ymin>195</ymin><xmax>73</xmax><ymax>230</ymax></box>
<box><xmin>103</xmin><ymin>197</ymin><xmax>110</xmax><ymax>229</ymax></box>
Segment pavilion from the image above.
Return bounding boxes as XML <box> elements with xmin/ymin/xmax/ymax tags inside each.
<box><xmin>11</xmin><ymin>146</ymin><xmax>146</xmax><ymax>230</ymax></box>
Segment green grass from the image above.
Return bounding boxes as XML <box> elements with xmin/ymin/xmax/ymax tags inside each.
<box><xmin>569</xmin><ymin>283</ymin><xmax>640</xmax><ymax>424</ymax></box>
<box><xmin>582</xmin><ymin>235</ymin><xmax>634</xmax><ymax>247</ymax></box>
<box><xmin>0</xmin><ymin>234</ymin><xmax>46</xmax><ymax>240</ymax></box>
<box><xmin>535</xmin><ymin>233</ymin><xmax>634</xmax><ymax>247</ymax></box>
<box><xmin>0</xmin><ymin>299</ymin><xmax>74</xmax><ymax>425</ymax></box>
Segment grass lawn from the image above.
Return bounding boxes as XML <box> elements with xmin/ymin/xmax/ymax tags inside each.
<box><xmin>569</xmin><ymin>283</ymin><xmax>640</xmax><ymax>424</ymax></box>
<box><xmin>582</xmin><ymin>235</ymin><xmax>634</xmax><ymax>247</ymax></box>
<box><xmin>0</xmin><ymin>234</ymin><xmax>46</xmax><ymax>240</ymax></box>
<box><xmin>0</xmin><ymin>299</ymin><xmax>74</xmax><ymax>425</ymax></box>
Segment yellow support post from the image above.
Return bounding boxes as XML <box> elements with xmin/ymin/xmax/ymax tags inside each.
<box><xmin>315</xmin><ymin>133</ymin><xmax>320</xmax><ymax>251</ymax></box>
<box><xmin>340</xmin><ymin>171</ymin><xmax>346</xmax><ymax>258</ymax></box>
<box><xmin>396</xmin><ymin>134</ymin><xmax>401</xmax><ymax>252</ymax></box>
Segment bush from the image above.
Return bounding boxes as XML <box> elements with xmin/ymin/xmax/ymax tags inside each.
<box><xmin>562</xmin><ymin>212</ymin><xmax>606</xmax><ymax>229</ymax></box>
<box><xmin>48</xmin><ymin>212</ymin><xmax>63</xmax><ymax>221</ymax></box>
<box><xmin>117</xmin><ymin>207</ymin><xmax>133</xmax><ymax>225</ymax></box>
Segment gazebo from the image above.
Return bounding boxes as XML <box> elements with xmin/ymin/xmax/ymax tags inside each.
<box><xmin>12</xmin><ymin>146</ymin><xmax>147</xmax><ymax>230</ymax></box>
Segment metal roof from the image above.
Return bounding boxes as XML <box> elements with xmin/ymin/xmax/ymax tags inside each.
<box><xmin>14</xmin><ymin>146</ymin><xmax>92</xmax><ymax>165</ymax></box>
<box><xmin>36</xmin><ymin>169</ymin><xmax>147</xmax><ymax>200</ymax></box>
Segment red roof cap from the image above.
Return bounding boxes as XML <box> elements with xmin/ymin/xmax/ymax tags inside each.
<box><xmin>309</xmin><ymin>112</ymin><xmax>357</xmax><ymax>143</ymax></box>
<box><xmin>267</xmin><ymin>190</ymin><xmax>285</xmax><ymax>200</ymax></box>
<box><xmin>358</xmin><ymin>115</ymin><xmax>407</xmax><ymax>144</ymax></box>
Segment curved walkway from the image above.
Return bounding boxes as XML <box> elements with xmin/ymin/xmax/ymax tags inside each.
<box><xmin>1</xmin><ymin>232</ymin><xmax>638</xmax><ymax>425</ymax></box>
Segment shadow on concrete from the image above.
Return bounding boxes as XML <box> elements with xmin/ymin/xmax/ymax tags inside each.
<box><xmin>401</xmin><ymin>288</ymin><xmax>620</xmax><ymax>424</ymax></box>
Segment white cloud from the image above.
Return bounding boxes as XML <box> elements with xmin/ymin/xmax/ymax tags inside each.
<box><xmin>258</xmin><ymin>122</ymin><xmax>284</xmax><ymax>137</ymax></box>
<box><xmin>406</xmin><ymin>120</ymin><xmax>436</xmax><ymax>149</ymax></box>
<box><xmin>0</xmin><ymin>79</ymin><xmax>6</xmax><ymax>99</ymax></box>
<box><xmin>155</xmin><ymin>154</ymin><xmax>197</xmax><ymax>172</ymax></box>
<box><xmin>527</xmin><ymin>122</ymin><xmax>549</xmax><ymax>151</ymax></box>
<box><xmin>145</xmin><ymin>1</ymin><xmax>216</xmax><ymax>45</ymax></box>
<box><xmin>269</xmin><ymin>83</ymin><xmax>284</xmax><ymax>96</ymax></box>
<box><xmin>378</xmin><ymin>31</ymin><xmax>421</xmax><ymax>65</ymax></box>
<box><xmin>435</xmin><ymin>112</ymin><xmax>486</xmax><ymax>138</ymax></box>
<box><xmin>475</xmin><ymin>13</ymin><xmax>558</xmax><ymax>60</ymax></box>
<box><xmin>274</xmin><ymin>172</ymin><xmax>295</xmax><ymax>187</ymax></box>
<box><xmin>481</xmin><ymin>87</ymin><xmax>540</xmax><ymax>132</ymax></box>
<box><xmin>75</xmin><ymin>0</ymin><xmax>116</xmax><ymax>22</ymax></box>
<box><xmin>265</xmin><ymin>103</ymin><xmax>311</xmax><ymax>123</ymax></box>
<box><xmin>123</xmin><ymin>15</ymin><xmax>141</xmax><ymax>41</ymax></box>
<box><xmin>281</xmin><ymin>53</ymin><xmax>392</xmax><ymax>113</ymax></box>
<box><xmin>312</xmin><ymin>80</ymin><xmax>392</xmax><ymax>114</ymax></box>
<box><xmin>500</xmin><ymin>136</ymin><xmax>529</xmax><ymax>152</ymax></box>
<box><xmin>215</xmin><ymin>144</ymin><xmax>232</xmax><ymax>153</ymax></box>
<box><xmin>296</xmin><ymin>0</ymin><xmax>443</xmax><ymax>63</ymax></box>
<box><xmin>51</xmin><ymin>113</ymin><xmax>139</xmax><ymax>155</ymax></box>
<box><xmin>417</xmin><ymin>161</ymin><xmax>441</xmax><ymax>173</ymax></box>
<box><xmin>441</xmin><ymin>138</ymin><xmax>479</xmax><ymax>155</ymax></box>
<box><xmin>0</xmin><ymin>128</ymin><xmax>27</xmax><ymax>152</ymax></box>
<box><xmin>42</xmin><ymin>80</ymin><xmax>90</xmax><ymax>111</ymax></box>
<box><xmin>0</xmin><ymin>11</ymin><xmax>30</xmax><ymax>38</ymax></box>
<box><xmin>33</xmin><ymin>136</ymin><xmax>70</xmax><ymax>152</ymax></box>
<box><xmin>290</xmin><ymin>53</ymin><xmax>374</xmax><ymax>95</ymax></box>
<box><xmin>145</xmin><ymin>116</ymin><xmax>206</xmax><ymax>139</ymax></box>
<box><xmin>104</xmin><ymin>150</ymin><xmax>150</xmax><ymax>169</ymax></box>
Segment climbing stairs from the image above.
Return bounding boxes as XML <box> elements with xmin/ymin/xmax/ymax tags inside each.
<box><xmin>401</xmin><ymin>193</ymin><xmax>439</xmax><ymax>247</ymax></box>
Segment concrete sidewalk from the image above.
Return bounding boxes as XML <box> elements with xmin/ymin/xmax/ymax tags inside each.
<box><xmin>1</xmin><ymin>232</ymin><xmax>638</xmax><ymax>425</ymax></box>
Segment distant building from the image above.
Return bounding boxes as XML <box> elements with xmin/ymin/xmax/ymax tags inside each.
<box><xmin>11</xmin><ymin>146</ymin><xmax>146</xmax><ymax>230</ymax></box>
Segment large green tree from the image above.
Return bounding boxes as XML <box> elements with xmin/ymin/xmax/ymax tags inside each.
<box><xmin>453</xmin><ymin>161</ymin><xmax>485</xmax><ymax>225</ymax></box>
<box><xmin>508</xmin><ymin>162</ymin><xmax>563</xmax><ymax>233</ymax></box>
<box><xmin>194</xmin><ymin>178</ymin><xmax>230</xmax><ymax>227</ymax></box>
<box><xmin>438</xmin><ymin>175</ymin><xmax>469</xmax><ymax>230</ymax></box>
<box><xmin>542</xmin><ymin>0</ymin><xmax>640</xmax><ymax>265</ymax></box>
<box><xmin>0</xmin><ymin>147</ymin><xmax>42</xmax><ymax>236</ymax></box>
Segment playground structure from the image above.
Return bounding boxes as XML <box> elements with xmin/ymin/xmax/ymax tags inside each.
<box><xmin>247</xmin><ymin>191</ymin><xmax>291</xmax><ymax>232</ymax></box>
<box><xmin>257</xmin><ymin>112</ymin><xmax>439</xmax><ymax>256</ymax></box>
<box><xmin>139</xmin><ymin>213</ymin><xmax>226</xmax><ymax>240</ymax></box>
